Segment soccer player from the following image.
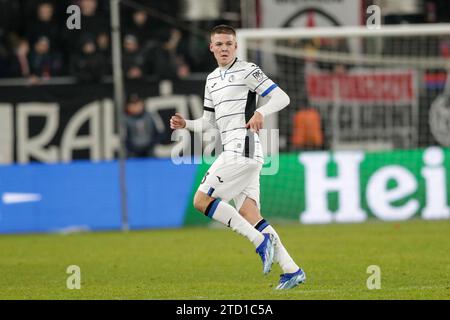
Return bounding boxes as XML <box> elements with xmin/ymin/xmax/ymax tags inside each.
<box><xmin>170</xmin><ymin>25</ymin><xmax>305</xmax><ymax>289</ymax></box>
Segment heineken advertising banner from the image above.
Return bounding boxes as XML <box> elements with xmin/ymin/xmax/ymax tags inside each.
<box><xmin>184</xmin><ymin>147</ymin><xmax>450</xmax><ymax>225</ymax></box>
<box><xmin>1</xmin><ymin>147</ymin><xmax>448</xmax><ymax>233</ymax></box>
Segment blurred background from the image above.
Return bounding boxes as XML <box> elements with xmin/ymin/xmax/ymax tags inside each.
<box><xmin>0</xmin><ymin>0</ymin><xmax>449</xmax><ymax>233</ymax></box>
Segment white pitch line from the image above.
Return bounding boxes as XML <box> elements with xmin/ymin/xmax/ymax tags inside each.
<box><xmin>186</xmin><ymin>285</ymin><xmax>446</xmax><ymax>299</ymax></box>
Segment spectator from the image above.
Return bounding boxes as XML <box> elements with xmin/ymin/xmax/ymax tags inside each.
<box><xmin>122</xmin><ymin>33</ymin><xmax>147</xmax><ymax>79</ymax></box>
<box><xmin>63</xmin><ymin>0</ymin><xmax>109</xmax><ymax>54</ymax></box>
<box><xmin>26</xmin><ymin>1</ymin><xmax>60</xmax><ymax>48</ymax></box>
<box><xmin>131</xmin><ymin>0</ymin><xmax>180</xmax><ymax>28</ymax></box>
<box><xmin>147</xmin><ymin>28</ymin><xmax>190</xmax><ymax>80</ymax></box>
<box><xmin>125</xmin><ymin>9</ymin><xmax>155</xmax><ymax>52</ymax></box>
<box><xmin>80</xmin><ymin>0</ymin><xmax>108</xmax><ymax>30</ymax></box>
<box><xmin>9</xmin><ymin>39</ymin><xmax>31</xmax><ymax>78</ymax></box>
<box><xmin>79</xmin><ymin>0</ymin><xmax>109</xmax><ymax>36</ymax></box>
<box><xmin>96</xmin><ymin>32</ymin><xmax>111</xmax><ymax>75</ymax></box>
<box><xmin>28</xmin><ymin>36</ymin><xmax>63</xmax><ymax>83</ymax></box>
<box><xmin>125</xmin><ymin>0</ymin><xmax>182</xmax><ymax>45</ymax></box>
<box><xmin>124</xmin><ymin>93</ymin><xmax>160</xmax><ymax>158</ymax></box>
<box><xmin>69</xmin><ymin>36</ymin><xmax>105</xmax><ymax>83</ymax></box>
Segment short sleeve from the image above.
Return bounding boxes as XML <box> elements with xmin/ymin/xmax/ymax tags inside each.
<box><xmin>243</xmin><ymin>65</ymin><xmax>278</xmax><ymax>97</ymax></box>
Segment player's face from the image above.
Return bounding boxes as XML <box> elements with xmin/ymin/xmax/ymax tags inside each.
<box><xmin>210</xmin><ymin>33</ymin><xmax>237</xmax><ymax>67</ymax></box>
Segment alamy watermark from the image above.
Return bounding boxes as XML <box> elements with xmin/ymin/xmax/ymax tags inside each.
<box><xmin>66</xmin><ymin>5</ymin><xmax>81</xmax><ymax>30</ymax></box>
<box><xmin>366</xmin><ymin>5</ymin><xmax>381</xmax><ymax>29</ymax></box>
<box><xmin>366</xmin><ymin>265</ymin><xmax>381</xmax><ymax>290</ymax></box>
<box><xmin>66</xmin><ymin>265</ymin><xmax>81</xmax><ymax>289</ymax></box>
<box><xmin>170</xmin><ymin>127</ymin><xmax>280</xmax><ymax>176</ymax></box>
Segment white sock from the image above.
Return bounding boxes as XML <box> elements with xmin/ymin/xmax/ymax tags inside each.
<box><xmin>206</xmin><ymin>199</ymin><xmax>264</xmax><ymax>248</ymax></box>
<box><xmin>254</xmin><ymin>219</ymin><xmax>299</xmax><ymax>274</ymax></box>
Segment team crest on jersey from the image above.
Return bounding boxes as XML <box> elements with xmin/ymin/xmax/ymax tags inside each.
<box><xmin>252</xmin><ymin>69</ymin><xmax>264</xmax><ymax>82</ymax></box>
<box><xmin>228</xmin><ymin>75</ymin><xmax>235</xmax><ymax>82</ymax></box>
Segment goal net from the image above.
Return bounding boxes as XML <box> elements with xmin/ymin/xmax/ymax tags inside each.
<box><xmin>235</xmin><ymin>24</ymin><xmax>450</xmax><ymax>223</ymax></box>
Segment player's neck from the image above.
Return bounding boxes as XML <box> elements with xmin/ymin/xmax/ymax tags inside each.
<box><xmin>218</xmin><ymin>57</ymin><xmax>237</xmax><ymax>70</ymax></box>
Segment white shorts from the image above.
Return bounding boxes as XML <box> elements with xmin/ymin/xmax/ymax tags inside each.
<box><xmin>198</xmin><ymin>153</ymin><xmax>262</xmax><ymax>211</ymax></box>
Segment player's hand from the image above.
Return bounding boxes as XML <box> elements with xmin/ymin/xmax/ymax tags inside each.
<box><xmin>170</xmin><ymin>112</ymin><xmax>186</xmax><ymax>129</ymax></box>
<box><xmin>246</xmin><ymin>111</ymin><xmax>264</xmax><ymax>133</ymax></box>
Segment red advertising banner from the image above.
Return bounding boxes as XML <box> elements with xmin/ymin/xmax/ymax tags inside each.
<box><xmin>306</xmin><ymin>70</ymin><xmax>417</xmax><ymax>105</ymax></box>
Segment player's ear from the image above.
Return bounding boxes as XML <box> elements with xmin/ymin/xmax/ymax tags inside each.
<box><xmin>209</xmin><ymin>42</ymin><xmax>214</xmax><ymax>52</ymax></box>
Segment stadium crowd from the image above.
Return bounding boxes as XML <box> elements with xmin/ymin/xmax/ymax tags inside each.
<box><xmin>0</xmin><ymin>0</ymin><xmax>237</xmax><ymax>83</ymax></box>
<box><xmin>1</xmin><ymin>0</ymin><xmax>449</xmax><ymax>84</ymax></box>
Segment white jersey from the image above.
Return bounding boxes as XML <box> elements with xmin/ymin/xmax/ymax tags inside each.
<box><xmin>202</xmin><ymin>58</ymin><xmax>278</xmax><ymax>164</ymax></box>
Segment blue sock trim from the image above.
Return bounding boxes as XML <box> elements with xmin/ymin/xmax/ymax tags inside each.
<box><xmin>255</xmin><ymin>219</ymin><xmax>269</xmax><ymax>232</ymax></box>
<box><xmin>205</xmin><ymin>198</ymin><xmax>221</xmax><ymax>218</ymax></box>
<box><xmin>258</xmin><ymin>222</ymin><xmax>269</xmax><ymax>232</ymax></box>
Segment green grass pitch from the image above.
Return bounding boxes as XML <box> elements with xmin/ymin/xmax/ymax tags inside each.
<box><xmin>0</xmin><ymin>219</ymin><xmax>449</xmax><ymax>299</ymax></box>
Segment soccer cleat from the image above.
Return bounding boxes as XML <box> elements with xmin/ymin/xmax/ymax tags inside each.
<box><xmin>275</xmin><ymin>268</ymin><xmax>306</xmax><ymax>290</ymax></box>
<box><xmin>255</xmin><ymin>233</ymin><xmax>276</xmax><ymax>275</ymax></box>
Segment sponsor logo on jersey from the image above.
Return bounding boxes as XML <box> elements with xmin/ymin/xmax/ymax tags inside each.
<box><xmin>252</xmin><ymin>70</ymin><xmax>265</xmax><ymax>82</ymax></box>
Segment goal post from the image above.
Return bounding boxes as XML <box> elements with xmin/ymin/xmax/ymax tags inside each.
<box><xmin>237</xmin><ymin>23</ymin><xmax>450</xmax><ymax>58</ymax></box>
<box><xmin>236</xmin><ymin>24</ymin><xmax>450</xmax><ymax>223</ymax></box>
<box><xmin>236</xmin><ymin>23</ymin><xmax>450</xmax><ymax>152</ymax></box>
